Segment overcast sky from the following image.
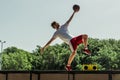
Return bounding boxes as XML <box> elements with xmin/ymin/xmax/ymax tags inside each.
<box><xmin>0</xmin><ymin>0</ymin><xmax>120</xmax><ymax>52</ymax></box>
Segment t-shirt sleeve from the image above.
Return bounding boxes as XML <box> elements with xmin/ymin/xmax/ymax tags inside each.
<box><xmin>62</xmin><ymin>23</ymin><xmax>69</xmax><ymax>28</ymax></box>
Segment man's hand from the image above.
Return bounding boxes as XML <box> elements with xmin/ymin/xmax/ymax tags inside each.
<box><xmin>40</xmin><ymin>47</ymin><xmax>45</xmax><ymax>55</ymax></box>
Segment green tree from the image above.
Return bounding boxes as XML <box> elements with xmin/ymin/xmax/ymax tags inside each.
<box><xmin>2</xmin><ymin>38</ymin><xmax>120</xmax><ymax>70</ymax></box>
<box><xmin>2</xmin><ymin>47</ymin><xmax>33</xmax><ymax>70</ymax></box>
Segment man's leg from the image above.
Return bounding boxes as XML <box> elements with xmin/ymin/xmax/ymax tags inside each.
<box><xmin>73</xmin><ymin>34</ymin><xmax>91</xmax><ymax>55</ymax></box>
<box><xmin>67</xmin><ymin>51</ymin><xmax>76</xmax><ymax>65</ymax></box>
<box><xmin>65</xmin><ymin>51</ymin><xmax>76</xmax><ymax>71</ymax></box>
<box><xmin>82</xmin><ymin>34</ymin><xmax>91</xmax><ymax>55</ymax></box>
<box><xmin>65</xmin><ymin>39</ymin><xmax>77</xmax><ymax>71</ymax></box>
<box><xmin>82</xmin><ymin>34</ymin><xmax>88</xmax><ymax>48</ymax></box>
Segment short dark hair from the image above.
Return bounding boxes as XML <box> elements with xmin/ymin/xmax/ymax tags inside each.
<box><xmin>51</xmin><ymin>21</ymin><xmax>56</xmax><ymax>27</ymax></box>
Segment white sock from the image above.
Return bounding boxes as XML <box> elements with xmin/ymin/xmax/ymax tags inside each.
<box><xmin>84</xmin><ymin>47</ymin><xmax>88</xmax><ymax>50</ymax></box>
<box><xmin>67</xmin><ymin>64</ymin><xmax>71</xmax><ymax>66</ymax></box>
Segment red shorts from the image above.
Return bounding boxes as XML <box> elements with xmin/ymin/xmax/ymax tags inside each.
<box><xmin>69</xmin><ymin>35</ymin><xmax>83</xmax><ymax>52</ymax></box>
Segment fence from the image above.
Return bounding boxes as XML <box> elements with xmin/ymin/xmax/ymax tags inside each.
<box><xmin>0</xmin><ymin>70</ymin><xmax>120</xmax><ymax>80</ymax></box>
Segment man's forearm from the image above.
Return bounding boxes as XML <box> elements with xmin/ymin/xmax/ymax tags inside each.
<box><xmin>66</xmin><ymin>12</ymin><xmax>75</xmax><ymax>24</ymax></box>
<box><xmin>43</xmin><ymin>40</ymin><xmax>51</xmax><ymax>49</ymax></box>
<box><xmin>43</xmin><ymin>37</ymin><xmax>55</xmax><ymax>49</ymax></box>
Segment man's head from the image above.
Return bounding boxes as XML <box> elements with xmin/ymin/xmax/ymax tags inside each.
<box><xmin>51</xmin><ymin>21</ymin><xmax>60</xmax><ymax>30</ymax></box>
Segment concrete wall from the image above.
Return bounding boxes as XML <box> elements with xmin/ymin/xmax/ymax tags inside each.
<box><xmin>112</xmin><ymin>74</ymin><xmax>120</xmax><ymax>80</ymax></box>
<box><xmin>0</xmin><ymin>73</ymin><xmax>120</xmax><ymax>80</ymax></box>
<box><xmin>39</xmin><ymin>74</ymin><xmax>108</xmax><ymax>80</ymax></box>
<box><xmin>0</xmin><ymin>74</ymin><xmax>6</xmax><ymax>80</ymax></box>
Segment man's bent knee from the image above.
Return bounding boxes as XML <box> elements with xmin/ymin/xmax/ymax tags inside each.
<box><xmin>82</xmin><ymin>34</ymin><xmax>88</xmax><ymax>39</ymax></box>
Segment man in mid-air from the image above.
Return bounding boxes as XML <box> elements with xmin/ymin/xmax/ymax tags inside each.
<box><xmin>41</xmin><ymin>6</ymin><xmax>91</xmax><ymax>71</ymax></box>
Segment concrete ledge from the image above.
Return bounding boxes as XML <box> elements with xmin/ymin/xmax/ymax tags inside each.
<box><xmin>1</xmin><ymin>70</ymin><xmax>120</xmax><ymax>74</ymax></box>
<box><xmin>0</xmin><ymin>70</ymin><xmax>120</xmax><ymax>80</ymax></box>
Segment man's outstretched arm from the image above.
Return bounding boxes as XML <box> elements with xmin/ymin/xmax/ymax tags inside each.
<box><xmin>41</xmin><ymin>37</ymin><xmax>56</xmax><ymax>54</ymax></box>
<box><xmin>66</xmin><ymin>11</ymin><xmax>76</xmax><ymax>25</ymax></box>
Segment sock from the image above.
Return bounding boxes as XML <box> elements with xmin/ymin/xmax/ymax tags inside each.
<box><xmin>67</xmin><ymin>64</ymin><xmax>71</xmax><ymax>66</ymax></box>
<box><xmin>84</xmin><ymin>47</ymin><xmax>88</xmax><ymax>50</ymax></box>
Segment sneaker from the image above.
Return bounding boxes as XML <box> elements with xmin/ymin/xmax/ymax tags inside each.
<box><xmin>83</xmin><ymin>49</ymin><xmax>91</xmax><ymax>55</ymax></box>
<box><xmin>65</xmin><ymin>65</ymin><xmax>72</xmax><ymax>71</ymax></box>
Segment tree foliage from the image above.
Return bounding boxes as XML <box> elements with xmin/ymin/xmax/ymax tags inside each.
<box><xmin>2</xmin><ymin>47</ymin><xmax>33</xmax><ymax>70</ymax></box>
<box><xmin>2</xmin><ymin>38</ymin><xmax>120</xmax><ymax>70</ymax></box>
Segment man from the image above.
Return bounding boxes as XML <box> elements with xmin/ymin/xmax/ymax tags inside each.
<box><xmin>41</xmin><ymin>9</ymin><xmax>91</xmax><ymax>71</ymax></box>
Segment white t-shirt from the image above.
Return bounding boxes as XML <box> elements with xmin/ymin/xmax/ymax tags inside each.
<box><xmin>52</xmin><ymin>23</ymin><xmax>73</xmax><ymax>44</ymax></box>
